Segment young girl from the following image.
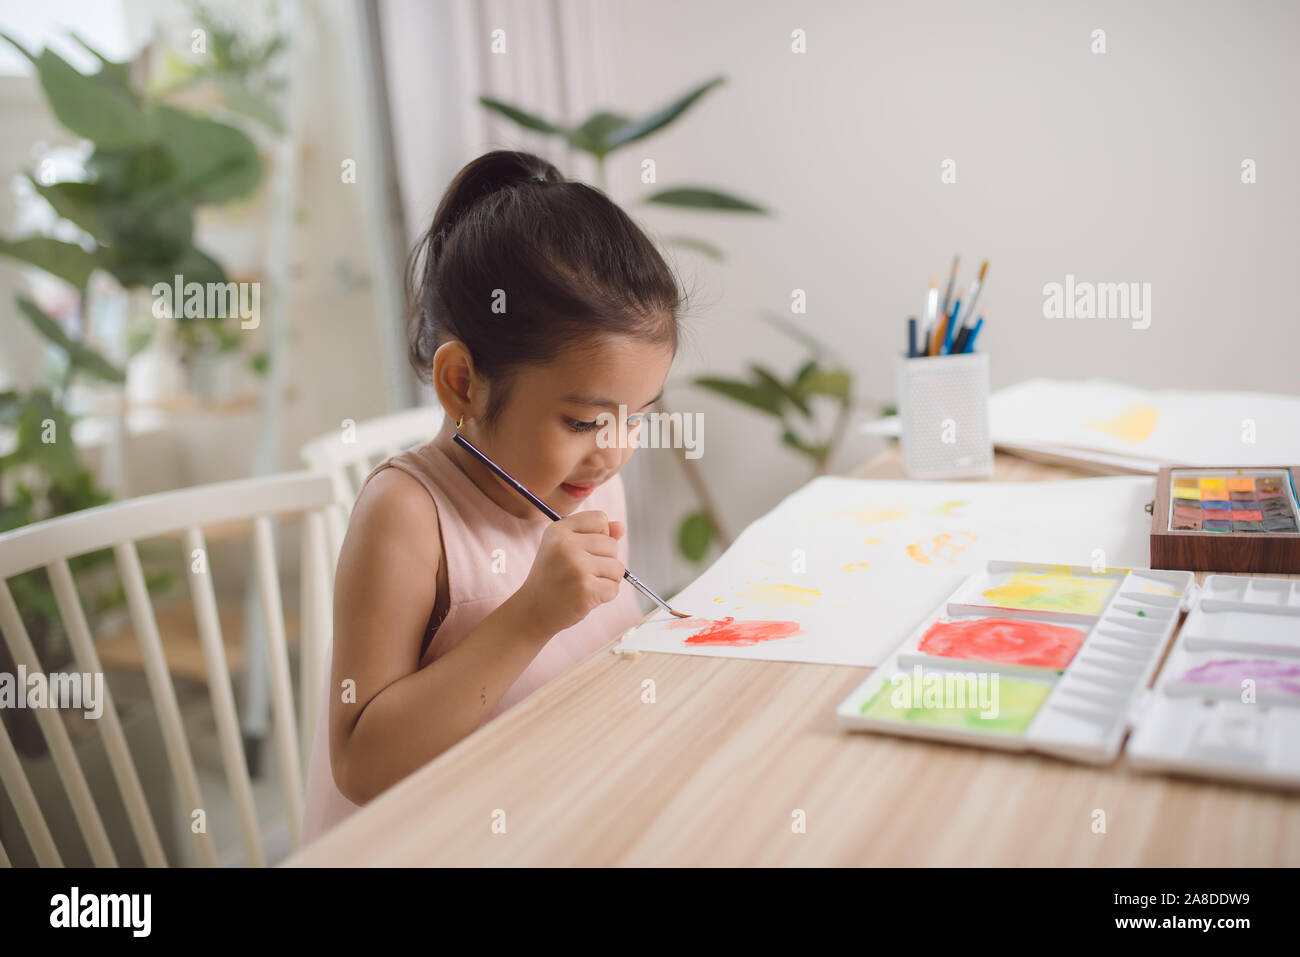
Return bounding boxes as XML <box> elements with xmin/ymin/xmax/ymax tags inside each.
<box><xmin>301</xmin><ymin>150</ymin><xmax>684</xmax><ymax>842</ymax></box>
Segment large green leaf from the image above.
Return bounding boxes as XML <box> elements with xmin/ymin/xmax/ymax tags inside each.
<box><xmin>153</xmin><ymin>105</ymin><xmax>261</xmax><ymax>204</ymax></box>
<box><xmin>66</xmin><ymin>31</ymin><xmax>133</xmax><ymax>89</ymax></box>
<box><xmin>780</xmin><ymin>427</ymin><xmax>827</xmax><ymax>461</ymax></box>
<box><xmin>15</xmin><ymin>296</ymin><xmax>126</xmax><ymax>383</ymax></box>
<box><xmin>606</xmin><ymin>76</ymin><xmax>726</xmax><ymax>151</ymax></box>
<box><xmin>86</xmin><ymin>145</ymin><xmax>175</xmax><ymax>200</ymax></box>
<box><xmin>0</xmin><ymin>389</ymin><xmax>83</xmax><ymax>484</ymax></box>
<box><xmin>0</xmin><ymin>32</ymin><xmax>151</xmax><ymax>148</ymax></box>
<box><xmin>693</xmin><ymin>376</ymin><xmax>783</xmax><ymax>417</ymax></box>
<box><xmin>31</xmin><ymin>179</ymin><xmax>102</xmax><ymax>236</ymax></box>
<box><xmin>794</xmin><ymin>366</ymin><xmax>851</xmax><ymax>400</ymax></box>
<box><xmin>167</xmin><ymin>244</ymin><xmax>227</xmax><ymax>287</ymax></box>
<box><xmin>0</xmin><ymin>237</ymin><xmax>97</xmax><ymax>289</ymax></box>
<box><xmin>0</xmin><ymin>389</ymin><xmax>22</xmax><ymax>425</ymax></box>
<box><xmin>750</xmin><ymin>363</ymin><xmax>812</xmax><ymax>418</ymax></box>
<box><xmin>477</xmin><ymin>96</ymin><xmax>563</xmax><ymax>135</ymax></box>
<box><xmin>662</xmin><ymin>235</ymin><xmax>724</xmax><ymax>260</ymax></box>
<box><xmin>677</xmin><ymin>511</ymin><xmax>713</xmax><ymax>563</ymax></box>
<box><xmin>96</xmin><ymin>196</ymin><xmax>194</xmax><ymax>271</ymax></box>
<box><xmin>565</xmin><ymin>111</ymin><xmax>631</xmax><ymax>157</ymax></box>
<box><xmin>643</xmin><ymin>187</ymin><xmax>767</xmax><ymax>213</ymax></box>
<box><xmin>100</xmin><ymin>238</ymin><xmax>224</xmax><ymax>291</ymax></box>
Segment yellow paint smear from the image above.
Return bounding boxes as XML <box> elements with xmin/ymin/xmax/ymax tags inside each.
<box><xmin>1084</xmin><ymin>403</ymin><xmax>1158</xmax><ymax>443</ymax></box>
<box><xmin>983</xmin><ymin>568</ymin><xmax>1115</xmax><ymax>615</ymax></box>
<box><xmin>905</xmin><ymin>531</ymin><xmax>978</xmax><ymax>565</ymax></box>
<box><xmin>732</xmin><ymin>583</ymin><xmax>823</xmax><ymax>607</ymax></box>
<box><xmin>1142</xmin><ymin>583</ymin><xmax>1181</xmax><ymax>597</ymax></box>
<box><xmin>839</xmin><ymin>507</ymin><xmax>907</xmax><ymax>526</ymax></box>
<box><xmin>841</xmin><ymin>562</ymin><xmax>871</xmax><ymax>572</ymax></box>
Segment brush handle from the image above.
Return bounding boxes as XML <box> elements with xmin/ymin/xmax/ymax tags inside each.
<box><xmin>452</xmin><ymin>432</ymin><xmax>678</xmax><ymax>615</ymax></box>
<box><xmin>454</xmin><ymin>432</ymin><xmax>562</xmax><ymax>520</ymax></box>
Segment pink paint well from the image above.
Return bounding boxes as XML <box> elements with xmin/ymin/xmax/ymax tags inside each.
<box><xmin>918</xmin><ymin>616</ymin><xmax>1087</xmax><ymax>670</ymax></box>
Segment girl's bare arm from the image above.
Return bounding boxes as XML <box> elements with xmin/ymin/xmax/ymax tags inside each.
<box><xmin>327</xmin><ymin>468</ymin><xmax>552</xmax><ymax>805</ymax></box>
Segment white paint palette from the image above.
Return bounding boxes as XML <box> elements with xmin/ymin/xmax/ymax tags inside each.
<box><xmin>1127</xmin><ymin>575</ymin><xmax>1300</xmax><ymax>789</ymax></box>
<box><xmin>836</xmin><ymin>561</ymin><xmax>1195</xmax><ymax>764</ymax></box>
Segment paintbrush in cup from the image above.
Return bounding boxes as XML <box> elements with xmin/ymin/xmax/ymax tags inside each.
<box><xmin>452</xmin><ymin>431</ymin><xmax>693</xmax><ymax>619</ymax></box>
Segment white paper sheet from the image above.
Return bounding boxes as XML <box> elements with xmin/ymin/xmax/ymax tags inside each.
<box><xmin>616</xmin><ymin>475</ymin><xmax>1156</xmax><ymax>666</ymax></box>
<box><xmin>861</xmin><ymin>379</ymin><xmax>1300</xmax><ymax>469</ymax></box>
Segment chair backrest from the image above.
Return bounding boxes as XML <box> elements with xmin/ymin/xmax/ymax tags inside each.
<box><xmin>0</xmin><ymin>471</ymin><xmax>336</xmax><ymax>867</ymax></box>
<box><xmin>299</xmin><ymin>404</ymin><xmax>444</xmax><ymax>569</ymax></box>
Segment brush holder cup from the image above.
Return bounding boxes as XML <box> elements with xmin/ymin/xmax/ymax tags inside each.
<box><xmin>896</xmin><ymin>352</ymin><xmax>994</xmax><ymax>479</ymax></box>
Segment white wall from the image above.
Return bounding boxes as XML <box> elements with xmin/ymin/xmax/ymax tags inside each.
<box><xmin>590</xmin><ymin>0</ymin><xmax>1300</xmax><ymax>539</ymax></box>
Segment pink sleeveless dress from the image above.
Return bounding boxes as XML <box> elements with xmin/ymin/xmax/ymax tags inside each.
<box><xmin>301</xmin><ymin>439</ymin><xmax>644</xmax><ymax>845</ymax></box>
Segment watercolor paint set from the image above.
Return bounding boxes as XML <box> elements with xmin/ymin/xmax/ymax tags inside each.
<box><xmin>836</xmin><ymin>561</ymin><xmax>1194</xmax><ymax>763</ymax></box>
<box><xmin>1126</xmin><ymin>575</ymin><xmax>1300</xmax><ymax>789</ymax></box>
<box><xmin>836</xmin><ymin>560</ymin><xmax>1300</xmax><ymax>788</ymax></box>
<box><xmin>1150</xmin><ymin>466</ymin><xmax>1300</xmax><ymax>573</ymax></box>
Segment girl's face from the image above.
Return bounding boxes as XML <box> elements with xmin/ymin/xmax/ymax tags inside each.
<box><xmin>439</xmin><ymin>333</ymin><xmax>676</xmax><ymax>520</ymax></box>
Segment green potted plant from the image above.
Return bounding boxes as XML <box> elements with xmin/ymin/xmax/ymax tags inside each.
<box><xmin>0</xmin><ymin>26</ymin><xmax>261</xmax><ymax>746</ymax></box>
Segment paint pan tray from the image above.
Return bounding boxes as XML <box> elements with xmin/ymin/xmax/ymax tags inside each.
<box><xmin>1126</xmin><ymin>575</ymin><xmax>1300</xmax><ymax>790</ymax></box>
<box><xmin>836</xmin><ymin>561</ymin><xmax>1194</xmax><ymax>765</ymax></box>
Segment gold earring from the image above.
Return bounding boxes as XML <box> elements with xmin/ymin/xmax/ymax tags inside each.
<box><xmin>456</xmin><ymin>414</ymin><xmax>465</xmax><ymax>430</ymax></box>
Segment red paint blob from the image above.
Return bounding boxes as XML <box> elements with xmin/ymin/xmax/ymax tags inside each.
<box><xmin>670</xmin><ymin>616</ymin><xmax>802</xmax><ymax>646</ymax></box>
<box><xmin>918</xmin><ymin>617</ymin><xmax>1085</xmax><ymax>669</ymax></box>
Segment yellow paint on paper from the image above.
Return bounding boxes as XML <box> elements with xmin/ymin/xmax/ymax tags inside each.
<box><xmin>982</xmin><ymin>568</ymin><xmax>1116</xmax><ymax>615</ymax></box>
<box><xmin>905</xmin><ymin>531</ymin><xmax>978</xmax><ymax>565</ymax></box>
<box><xmin>935</xmin><ymin>500</ymin><xmax>967</xmax><ymax>516</ymax></box>
<box><xmin>841</xmin><ymin>562</ymin><xmax>871</xmax><ymax>572</ymax></box>
<box><xmin>864</xmin><ymin>538</ymin><xmax>882</xmax><ymax>545</ymax></box>
<box><xmin>732</xmin><ymin>583</ymin><xmax>823</xmax><ymax>607</ymax></box>
<box><xmin>1084</xmin><ymin>403</ymin><xmax>1158</xmax><ymax>443</ymax></box>
<box><xmin>839</xmin><ymin>507</ymin><xmax>907</xmax><ymax>526</ymax></box>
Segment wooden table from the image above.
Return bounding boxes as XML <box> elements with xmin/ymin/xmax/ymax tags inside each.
<box><xmin>285</xmin><ymin>449</ymin><xmax>1300</xmax><ymax>866</ymax></box>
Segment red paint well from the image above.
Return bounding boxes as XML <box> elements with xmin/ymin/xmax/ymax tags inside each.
<box><xmin>918</xmin><ymin>617</ymin><xmax>1086</xmax><ymax>670</ymax></box>
<box><xmin>669</xmin><ymin>616</ymin><xmax>802</xmax><ymax>646</ymax></box>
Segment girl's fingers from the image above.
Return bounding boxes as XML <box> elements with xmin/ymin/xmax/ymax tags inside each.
<box><xmin>574</xmin><ymin>531</ymin><xmax>620</xmax><ymax>558</ymax></box>
<box><xmin>563</xmin><ymin>510</ymin><xmax>610</xmax><ymax>533</ymax></box>
<box><xmin>591</xmin><ymin>555</ymin><xmax>627</xmax><ymax>584</ymax></box>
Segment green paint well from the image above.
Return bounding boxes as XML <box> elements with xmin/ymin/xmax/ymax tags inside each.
<box><xmin>860</xmin><ymin>672</ymin><xmax>1052</xmax><ymax>735</ymax></box>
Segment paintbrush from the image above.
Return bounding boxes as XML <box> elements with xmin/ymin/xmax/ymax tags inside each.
<box><xmin>921</xmin><ymin>274</ymin><xmax>939</xmax><ymax>357</ymax></box>
<box><xmin>453</xmin><ymin>431</ymin><xmax>693</xmax><ymax>619</ymax></box>
<box><xmin>940</xmin><ymin>255</ymin><xmax>959</xmax><ymax>325</ymax></box>
<box><xmin>951</xmin><ymin>259</ymin><xmax>989</xmax><ymax>352</ymax></box>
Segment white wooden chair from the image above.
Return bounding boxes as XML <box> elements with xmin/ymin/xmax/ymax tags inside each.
<box><xmin>0</xmin><ymin>471</ymin><xmax>335</xmax><ymax>867</ymax></box>
<box><xmin>299</xmin><ymin>404</ymin><xmax>444</xmax><ymax>568</ymax></box>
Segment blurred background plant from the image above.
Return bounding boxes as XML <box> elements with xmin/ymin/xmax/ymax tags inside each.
<box><xmin>0</xmin><ymin>8</ymin><xmax>284</xmax><ymax>753</ymax></box>
<box><xmin>480</xmin><ymin>76</ymin><xmax>855</xmax><ymax>563</ymax></box>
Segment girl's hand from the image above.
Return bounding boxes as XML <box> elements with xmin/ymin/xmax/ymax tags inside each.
<box><xmin>515</xmin><ymin>510</ymin><xmax>626</xmax><ymax>637</ymax></box>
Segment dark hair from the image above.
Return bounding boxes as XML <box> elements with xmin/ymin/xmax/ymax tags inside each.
<box><xmin>406</xmin><ymin>150</ymin><xmax>686</xmax><ymax>427</ymax></box>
